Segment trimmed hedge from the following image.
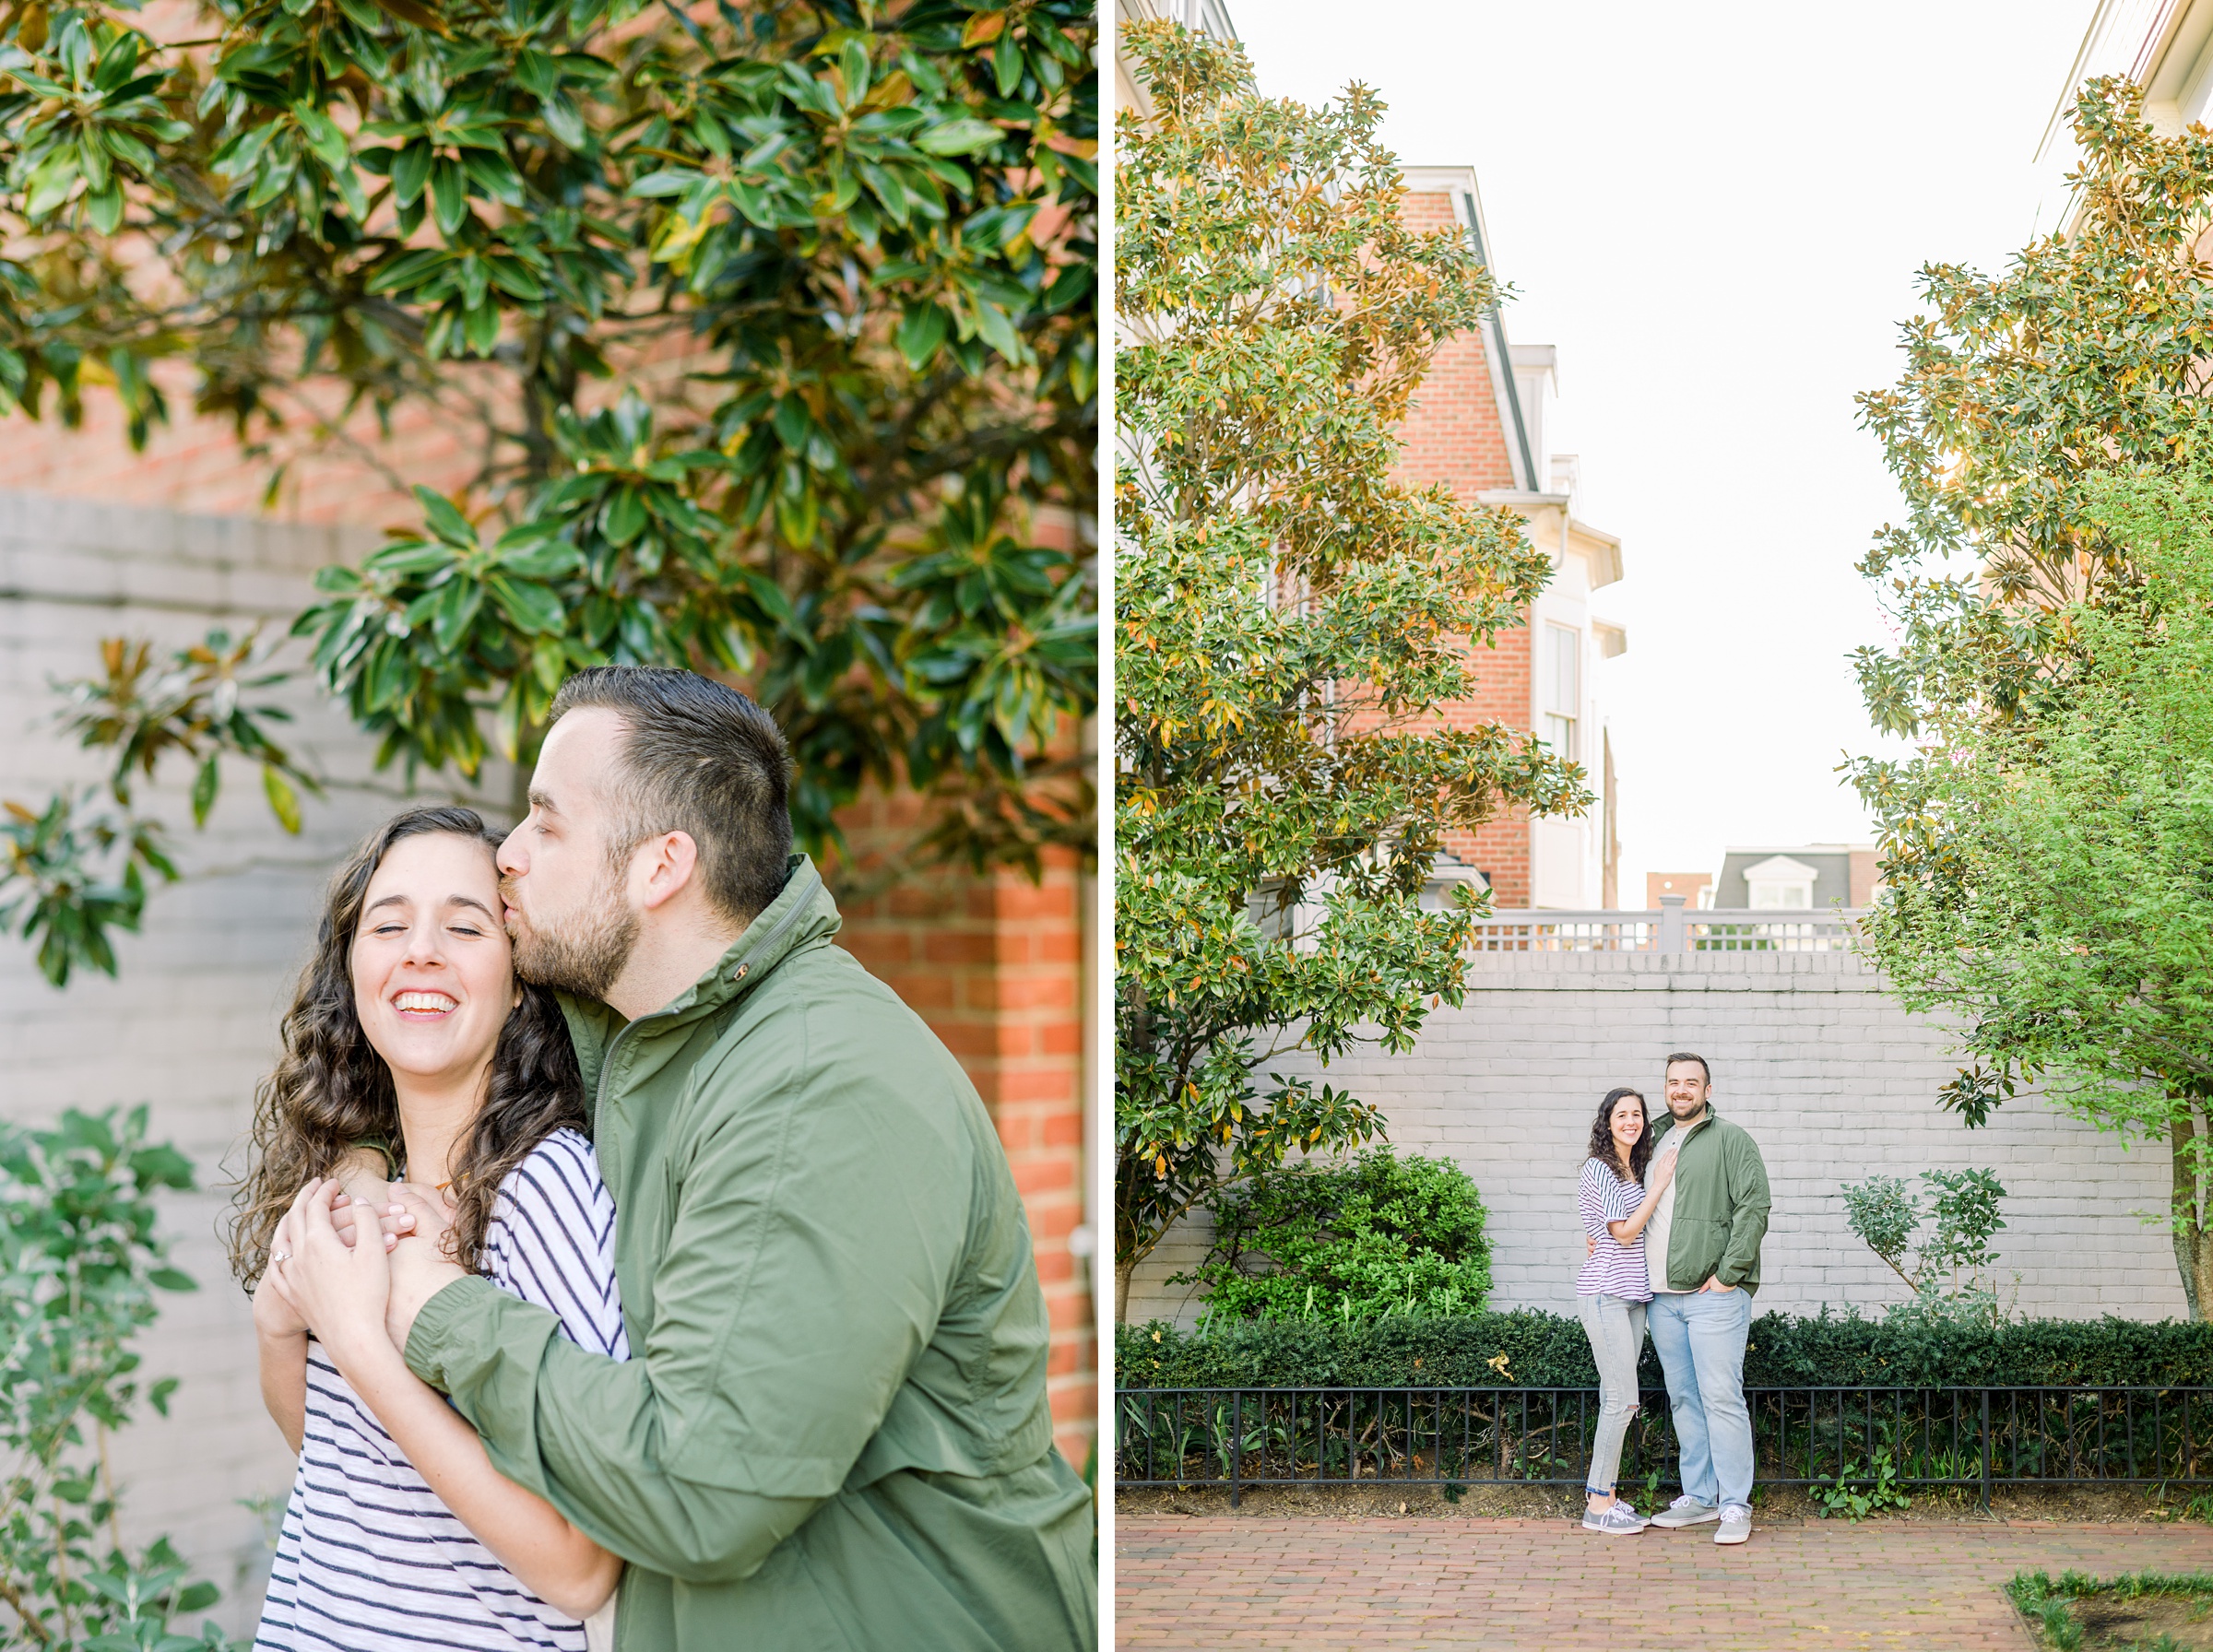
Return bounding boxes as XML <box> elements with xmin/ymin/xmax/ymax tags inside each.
<box><xmin>1116</xmin><ymin>1309</ymin><xmax>2213</xmax><ymax>1390</ymax></box>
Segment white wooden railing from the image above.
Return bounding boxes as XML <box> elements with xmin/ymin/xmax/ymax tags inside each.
<box><xmin>1467</xmin><ymin>896</ymin><xmax>1863</xmax><ymax>955</ymax></box>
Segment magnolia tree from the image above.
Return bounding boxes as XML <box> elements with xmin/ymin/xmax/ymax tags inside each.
<box><xmin>0</xmin><ymin>0</ymin><xmax>1097</xmax><ymax>985</ymax></box>
<box><xmin>1848</xmin><ymin>79</ymin><xmax>2213</xmax><ymax>1319</ymax></box>
<box><xmin>1112</xmin><ymin>21</ymin><xmax>1586</xmax><ymax>1321</ymax></box>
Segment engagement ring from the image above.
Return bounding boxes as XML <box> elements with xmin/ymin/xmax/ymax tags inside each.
<box><xmin>272</xmin><ymin>1249</ymin><xmax>291</xmax><ymax>1262</ymax></box>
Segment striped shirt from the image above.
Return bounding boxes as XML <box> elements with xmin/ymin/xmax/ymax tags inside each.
<box><xmin>1576</xmin><ymin>1157</ymin><xmax>1652</xmax><ymax>1301</ymax></box>
<box><xmin>255</xmin><ymin>1128</ymin><xmax>628</xmax><ymax>1652</ymax></box>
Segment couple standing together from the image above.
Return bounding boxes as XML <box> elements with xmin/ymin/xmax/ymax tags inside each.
<box><xmin>1575</xmin><ymin>1053</ymin><xmax>1770</xmax><ymax>1546</ymax></box>
<box><xmin>234</xmin><ymin>667</ymin><xmax>1095</xmax><ymax>1651</ymax></box>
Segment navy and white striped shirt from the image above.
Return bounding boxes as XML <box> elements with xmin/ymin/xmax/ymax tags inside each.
<box><xmin>255</xmin><ymin>1128</ymin><xmax>627</xmax><ymax>1652</ymax></box>
<box><xmin>1576</xmin><ymin>1157</ymin><xmax>1652</xmax><ymax>1301</ymax></box>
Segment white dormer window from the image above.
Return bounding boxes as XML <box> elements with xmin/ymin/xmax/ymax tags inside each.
<box><xmin>1743</xmin><ymin>855</ymin><xmax>1817</xmax><ymax>909</ymax></box>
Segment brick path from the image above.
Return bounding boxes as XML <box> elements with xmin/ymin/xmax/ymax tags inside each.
<box><xmin>1116</xmin><ymin>1516</ymin><xmax>2213</xmax><ymax>1649</ymax></box>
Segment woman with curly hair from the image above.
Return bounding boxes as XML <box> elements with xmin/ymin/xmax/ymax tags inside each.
<box><xmin>1575</xmin><ymin>1085</ymin><xmax>1674</xmax><ymax>1535</ymax></box>
<box><xmin>236</xmin><ymin>806</ymin><xmax>625</xmax><ymax>1651</ymax></box>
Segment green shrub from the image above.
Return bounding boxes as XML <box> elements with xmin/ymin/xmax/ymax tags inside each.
<box><xmin>1172</xmin><ymin>1150</ymin><xmax>1491</xmax><ymax>1323</ymax></box>
<box><xmin>0</xmin><ymin>1106</ymin><xmax>236</xmax><ymax>1649</ymax></box>
<box><xmin>1116</xmin><ymin>1307</ymin><xmax>2213</xmax><ymax>1390</ymax></box>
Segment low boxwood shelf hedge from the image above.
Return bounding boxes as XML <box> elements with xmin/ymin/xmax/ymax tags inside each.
<box><xmin>1115</xmin><ymin>1309</ymin><xmax>2213</xmax><ymax>1391</ymax></box>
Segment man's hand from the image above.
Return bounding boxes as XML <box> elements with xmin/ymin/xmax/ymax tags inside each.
<box><xmin>384</xmin><ymin>1183</ymin><xmax>467</xmax><ymax>1352</ymax></box>
<box><xmin>1700</xmin><ymin>1277</ymin><xmax>1737</xmax><ymax>1292</ymax></box>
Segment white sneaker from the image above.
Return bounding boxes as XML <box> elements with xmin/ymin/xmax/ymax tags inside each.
<box><xmin>1715</xmin><ymin>1504</ymin><xmax>1753</xmax><ymax>1544</ymax></box>
<box><xmin>1580</xmin><ymin>1501</ymin><xmax>1648</xmax><ymax>1535</ymax></box>
<box><xmin>1649</xmin><ymin>1494</ymin><xmax>1720</xmax><ymax>1528</ymax></box>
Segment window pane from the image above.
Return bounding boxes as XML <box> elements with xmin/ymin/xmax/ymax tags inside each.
<box><xmin>1546</xmin><ymin>624</ymin><xmax>1579</xmax><ymax>714</ymax></box>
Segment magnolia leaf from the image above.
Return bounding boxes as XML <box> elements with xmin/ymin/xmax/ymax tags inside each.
<box><xmin>261</xmin><ymin>764</ymin><xmax>302</xmax><ymax>833</ymax></box>
<box><xmin>916</xmin><ymin>118</ymin><xmax>1004</xmax><ymax>157</ymax></box>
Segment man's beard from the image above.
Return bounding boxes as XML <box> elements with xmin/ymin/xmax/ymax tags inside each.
<box><xmin>506</xmin><ymin>871</ymin><xmax>640</xmax><ymax>999</ymax></box>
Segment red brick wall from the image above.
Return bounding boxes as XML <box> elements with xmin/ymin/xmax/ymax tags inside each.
<box><xmin>1388</xmin><ymin>185</ymin><xmax>1533</xmax><ymax>906</ymax></box>
<box><xmin>832</xmin><ymin>803</ymin><xmax>1093</xmax><ymax>1468</ymax></box>
<box><xmin>0</xmin><ymin>395</ymin><xmax>1099</xmax><ymax>1469</ymax></box>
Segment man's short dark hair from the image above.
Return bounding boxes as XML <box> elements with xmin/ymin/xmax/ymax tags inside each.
<box><xmin>550</xmin><ymin>667</ymin><xmax>793</xmax><ymax>926</ymax></box>
<box><xmin>1664</xmin><ymin>1051</ymin><xmax>1711</xmax><ymax>1084</ymax></box>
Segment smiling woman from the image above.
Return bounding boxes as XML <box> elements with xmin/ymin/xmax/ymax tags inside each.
<box><xmin>229</xmin><ymin>808</ymin><xmax>584</xmax><ymax>1286</ymax></box>
<box><xmin>229</xmin><ymin>805</ymin><xmax>630</xmax><ymax>1651</ymax></box>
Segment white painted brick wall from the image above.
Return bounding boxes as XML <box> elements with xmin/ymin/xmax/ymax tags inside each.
<box><xmin>0</xmin><ymin>491</ymin><xmax>514</xmax><ymax>1633</ymax></box>
<box><xmin>1123</xmin><ymin>950</ymin><xmax>2192</xmax><ymax>1328</ymax></box>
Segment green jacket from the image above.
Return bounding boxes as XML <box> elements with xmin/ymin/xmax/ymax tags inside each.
<box><xmin>404</xmin><ymin>856</ymin><xmax>1096</xmax><ymax>1651</ymax></box>
<box><xmin>1650</xmin><ymin>1107</ymin><xmax>1771</xmax><ymax>1294</ymax></box>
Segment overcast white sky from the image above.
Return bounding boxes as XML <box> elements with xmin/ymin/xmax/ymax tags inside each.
<box><xmin>1231</xmin><ymin>0</ymin><xmax>2093</xmax><ymax>898</ymax></box>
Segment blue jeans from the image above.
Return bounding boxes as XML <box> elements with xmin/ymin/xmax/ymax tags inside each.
<box><xmin>1648</xmin><ymin>1288</ymin><xmax>1754</xmax><ymax>1507</ymax></box>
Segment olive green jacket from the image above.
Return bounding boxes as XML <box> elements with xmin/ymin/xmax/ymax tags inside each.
<box><xmin>404</xmin><ymin>856</ymin><xmax>1095</xmax><ymax>1650</ymax></box>
<box><xmin>1649</xmin><ymin>1107</ymin><xmax>1771</xmax><ymax>1294</ymax></box>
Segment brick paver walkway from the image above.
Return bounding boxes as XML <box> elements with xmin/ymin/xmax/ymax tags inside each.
<box><xmin>1117</xmin><ymin>1516</ymin><xmax>2213</xmax><ymax>1649</ymax></box>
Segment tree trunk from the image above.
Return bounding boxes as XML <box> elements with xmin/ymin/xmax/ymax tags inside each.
<box><xmin>2173</xmin><ymin>1111</ymin><xmax>2213</xmax><ymax>1322</ymax></box>
<box><xmin>1115</xmin><ymin>1257</ymin><xmax>1133</xmax><ymax>1326</ymax></box>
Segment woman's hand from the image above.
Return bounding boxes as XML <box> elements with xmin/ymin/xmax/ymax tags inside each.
<box><xmin>1649</xmin><ymin>1150</ymin><xmax>1676</xmax><ymax>1192</ymax></box>
<box><xmin>269</xmin><ymin>1178</ymin><xmax>396</xmax><ymax>1367</ymax></box>
<box><xmin>253</xmin><ymin>1263</ymin><xmax>310</xmax><ymax>1340</ymax></box>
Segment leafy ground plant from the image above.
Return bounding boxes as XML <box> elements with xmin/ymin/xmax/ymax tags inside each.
<box><xmin>2010</xmin><ymin>1569</ymin><xmax>2213</xmax><ymax>1651</ymax></box>
<box><xmin>1813</xmin><ymin>1443</ymin><xmax>1912</xmax><ymax>1522</ymax></box>
<box><xmin>0</xmin><ymin>1107</ymin><xmax>235</xmax><ymax>1649</ymax></box>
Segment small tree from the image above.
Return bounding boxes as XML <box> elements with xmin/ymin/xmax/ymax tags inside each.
<box><xmin>1176</xmin><ymin>1150</ymin><xmax>1490</xmax><ymax>1325</ymax></box>
<box><xmin>0</xmin><ymin>0</ymin><xmax>1098</xmax><ymax>985</ymax></box>
<box><xmin>1849</xmin><ymin>79</ymin><xmax>2213</xmax><ymax>1319</ymax></box>
<box><xmin>1112</xmin><ymin>21</ymin><xmax>1585</xmax><ymax>1320</ymax></box>
<box><xmin>1855</xmin><ymin>467</ymin><xmax>2213</xmax><ymax>1319</ymax></box>
<box><xmin>1840</xmin><ymin>1168</ymin><xmax>2007</xmax><ymax>1315</ymax></box>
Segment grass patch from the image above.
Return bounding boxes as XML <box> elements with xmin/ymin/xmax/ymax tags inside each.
<box><xmin>2011</xmin><ymin>1569</ymin><xmax>2213</xmax><ymax>1650</ymax></box>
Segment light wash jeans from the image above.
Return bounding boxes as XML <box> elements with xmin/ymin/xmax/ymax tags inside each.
<box><xmin>1648</xmin><ymin>1288</ymin><xmax>1754</xmax><ymax>1508</ymax></box>
<box><xmin>1575</xmin><ymin>1292</ymin><xmax>1648</xmax><ymax>1496</ymax></box>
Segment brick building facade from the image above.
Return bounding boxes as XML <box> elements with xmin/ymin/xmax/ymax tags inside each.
<box><xmin>1394</xmin><ymin>168</ymin><xmax>1625</xmax><ymax>911</ymax></box>
<box><xmin>0</xmin><ymin>388</ymin><xmax>1094</xmax><ymax>1624</ymax></box>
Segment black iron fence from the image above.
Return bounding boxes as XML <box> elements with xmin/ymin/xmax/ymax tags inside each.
<box><xmin>1114</xmin><ymin>1386</ymin><xmax>2213</xmax><ymax>1507</ymax></box>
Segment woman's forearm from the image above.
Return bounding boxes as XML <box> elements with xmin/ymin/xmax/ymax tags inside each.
<box><xmin>1607</xmin><ymin>1183</ymin><xmax>1669</xmax><ymax>1244</ymax></box>
<box><xmin>324</xmin><ymin>1335</ymin><xmax>621</xmax><ymax>1619</ymax></box>
<box><xmin>258</xmin><ymin>1328</ymin><xmax>309</xmax><ymax>1454</ymax></box>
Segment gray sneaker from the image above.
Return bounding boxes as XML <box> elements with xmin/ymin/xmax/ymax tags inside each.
<box><xmin>1649</xmin><ymin>1494</ymin><xmax>1720</xmax><ymax>1528</ymax></box>
<box><xmin>1714</xmin><ymin>1504</ymin><xmax>1753</xmax><ymax>1544</ymax></box>
<box><xmin>1580</xmin><ymin>1501</ymin><xmax>1648</xmax><ymax>1535</ymax></box>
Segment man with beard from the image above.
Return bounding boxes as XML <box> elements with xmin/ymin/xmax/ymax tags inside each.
<box><xmin>371</xmin><ymin>666</ymin><xmax>1095</xmax><ymax>1650</ymax></box>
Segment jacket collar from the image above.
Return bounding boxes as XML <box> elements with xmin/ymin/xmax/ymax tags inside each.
<box><xmin>1653</xmin><ymin>1103</ymin><xmax>1718</xmax><ymax>1140</ymax></box>
<box><xmin>558</xmin><ymin>854</ymin><xmax>840</xmax><ymax>1098</ymax></box>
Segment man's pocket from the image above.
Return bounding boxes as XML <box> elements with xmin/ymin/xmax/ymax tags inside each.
<box><xmin>1670</xmin><ymin>1216</ymin><xmax>1728</xmax><ymax>1286</ymax></box>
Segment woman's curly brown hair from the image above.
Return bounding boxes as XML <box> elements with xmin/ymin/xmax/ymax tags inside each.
<box><xmin>229</xmin><ymin>806</ymin><xmax>584</xmax><ymax>1288</ymax></box>
<box><xmin>1585</xmin><ymin>1086</ymin><xmax>1652</xmax><ymax>1184</ymax></box>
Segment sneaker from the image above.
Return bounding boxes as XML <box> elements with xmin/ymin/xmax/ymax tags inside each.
<box><xmin>1714</xmin><ymin>1504</ymin><xmax>1753</xmax><ymax>1545</ymax></box>
<box><xmin>1580</xmin><ymin>1501</ymin><xmax>1649</xmax><ymax>1535</ymax></box>
<box><xmin>1649</xmin><ymin>1495</ymin><xmax>1720</xmax><ymax>1528</ymax></box>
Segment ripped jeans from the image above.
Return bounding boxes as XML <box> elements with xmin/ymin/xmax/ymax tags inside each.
<box><xmin>1575</xmin><ymin>1292</ymin><xmax>1649</xmax><ymax>1496</ymax></box>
